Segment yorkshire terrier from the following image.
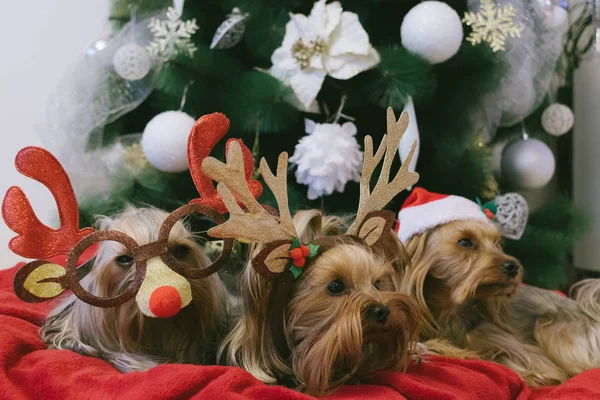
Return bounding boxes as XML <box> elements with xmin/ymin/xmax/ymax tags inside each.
<box><xmin>398</xmin><ymin>189</ymin><xmax>600</xmax><ymax>386</ymax></box>
<box><xmin>219</xmin><ymin>210</ymin><xmax>420</xmax><ymax>396</ymax></box>
<box><xmin>41</xmin><ymin>206</ymin><xmax>229</xmax><ymax>372</ymax></box>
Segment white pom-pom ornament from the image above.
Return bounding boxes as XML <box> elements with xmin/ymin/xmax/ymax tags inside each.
<box><xmin>142</xmin><ymin>111</ymin><xmax>195</xmax><ymax>173</ymax></box>
<box><xmin>290</xmin><ymin>119</ymin><xmax>363</xmax><ymax>200</ymax></box>
<box><xmin>401</xmin><ymin>1</ymin><xmax>464</xmax><ymax>64</ymax></box>
<box><xmin>541</xmin><ymin>103</ymin><xmax>574</xmax><ymax>136</ymax></box>
<box><xmin>501</xmin><ymin>138</ymin><xmax>556</xmax><ymax>189</ymax></box>
<box><xmin>113</xmin><ymin>43</ymin><xmax>152</xmax><ymax>81</ymax></box>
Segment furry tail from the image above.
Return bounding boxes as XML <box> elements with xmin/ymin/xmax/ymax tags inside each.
<box><xmin>571</xmin><ymin>278</ymin><xmax>600</xmax><ymax>322</ymax></box>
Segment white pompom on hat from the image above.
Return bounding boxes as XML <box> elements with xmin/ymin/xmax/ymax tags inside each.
<box><xmin>395</xmin><ymin>187</ymin><xmax>494</xmax><ymax>243</ymax></box>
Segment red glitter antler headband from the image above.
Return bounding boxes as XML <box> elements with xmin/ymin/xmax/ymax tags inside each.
<box><xmin>3</xmin><ymin>112</ymin><xmax>261</xmax><ymax>318</ymax></box>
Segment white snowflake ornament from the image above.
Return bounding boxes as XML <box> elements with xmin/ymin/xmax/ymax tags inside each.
<box><xmin>290</xmin><ymin>119</ymin><xmax>363</xmax><ymax>200</ymax></box>
<box><xmin>462</xmin><ymin>0</ymin><xmax>523</xmax><ymax>52</ymax></box>
<box><xmin>147</xmin><ymin>7</ymin><xmax>199</xmax><ymax>61</ymax></box>
<box><xmin>270</xmin><ymin>0</ymin><xmax>380</xmax><ymax>110</ymax></box>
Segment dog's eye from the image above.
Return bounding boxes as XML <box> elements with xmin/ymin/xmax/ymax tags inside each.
<box><xmin>171</xmin><ymin>244</ymin><xmax>190</xmax><ymax>260</ymax></box>
<box><xmin>373</xmin><ymin>280</ymin><xmax>381</xmax><ymax>290</ymax></box>
<box><xmin>327</xmin><ymin>279</ymin><xmax>345</xmax><ymax>295</ymax></box>
<box><xmin>115</xmin><ymin>255</ymin><xmax>134</xmax><ymax>268</ymax></box>
<box><xmin>458</xmin><ymin>238</ymin><xmax>473</xmax><ymax>248</ymax></box>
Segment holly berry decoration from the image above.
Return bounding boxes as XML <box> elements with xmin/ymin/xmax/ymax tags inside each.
<box><xmin>288</xmin><ymin>239</ymin><xmax>319</xmax><ymax>278</ymax></box>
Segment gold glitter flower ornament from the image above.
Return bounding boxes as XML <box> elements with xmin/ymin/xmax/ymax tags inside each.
<box><xmin>270</xmin><ymin>0</ymin><xmax>380</xmax><ymax>111</ymax></box>
<box><xmin>462</xmin><ymin>0</ymin><xmax>524</xmax><ymax>52</ymax></box>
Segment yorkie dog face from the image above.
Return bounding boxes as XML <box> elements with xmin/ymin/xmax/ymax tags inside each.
<box><xmin>221</xmin><ymin>210</ymin><xmax>419</xmax><ymax>396</ymax></box>
<box><xmin>413</xmin><ymin>220</ymin><xmax>522</xmax><ymax>305</ymax></box>
<box><xmin>42</xmin><ymin>206</ymin><xmax>228</xmax><ymax>372</ymax></box>
<box><xmin>287</xmin><ymin>241</ymin><xmax>419</xmax><ymax>395</ymax></box>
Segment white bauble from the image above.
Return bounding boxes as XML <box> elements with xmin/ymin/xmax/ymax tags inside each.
<box><xmin>141</xmin><ymin>111</ymin><xmax>195</xmax><ymax>173</ymax></box>
<box><xmin>400</xmin><ymin>1</ymin><xmax>463</xmax><ymax>64</ymax></box>
<box><xmin>501</xmin><ymin>138</ymin><xmax>556</xmax><ymax>189</ymax></box>
<box><xmin>113</xmin><ymin>44</ymin><xmax>152</xmax><ymax>81</ymax></box>
<box><xmin>541</xmin><ymin>103</ymin><xmax>574</xmax><ymax>136</ymax></box>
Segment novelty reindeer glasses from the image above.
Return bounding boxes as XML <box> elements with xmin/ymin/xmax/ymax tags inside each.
<box><xmin>2</xmin><ymin>113</ymin><xmax>262</xmax><ymax>318</ymax></box>
<box><xmin>201</xmin><ymin>108</ymin><xmax>419</xmax><ymax>356</ymax></box>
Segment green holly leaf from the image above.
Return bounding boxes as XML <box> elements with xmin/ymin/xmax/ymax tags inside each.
<box><xmin>290</xmin><ymin>265</ymin><xmax>303</xmax><ymax>279</ymax></box>
<box><xmin>308</xmin><ymin>244</ymin><xmax>320</xmax><ymax>258</ymax></box>
<box><xmin>290</xmin><ymin>237</ymin><xmax>301</xmax><ymax>249</ymax></box>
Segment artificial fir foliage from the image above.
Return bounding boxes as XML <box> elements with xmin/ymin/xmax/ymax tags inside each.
<box><xmin>74</xmin><ymin>0</ymin><xmax>586</xmax><ymax>289</ymax></box>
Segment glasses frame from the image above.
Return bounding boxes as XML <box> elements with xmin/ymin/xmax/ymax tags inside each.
<box><xmin>14</xmin><ymin>204</ymin><xmax>233</xmax><ymax>307</ymax></box>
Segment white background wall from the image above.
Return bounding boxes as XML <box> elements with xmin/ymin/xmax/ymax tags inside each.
<box><xmin>0</xmin><ymin>1</ymin><xmax>108</xmax><ymax>268</ymax></box>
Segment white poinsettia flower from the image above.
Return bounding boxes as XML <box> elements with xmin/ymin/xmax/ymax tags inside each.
<box><xmin>270</xmin><ymin>0</ymin><xmax>380</xmax><ymax>110</ymax></box>
<box><xmin>290</xmin><ymin>119</ymin><xmax>363</xmax><ymax>200</ymax></box>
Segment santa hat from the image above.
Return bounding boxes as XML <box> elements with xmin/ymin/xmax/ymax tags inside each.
<box><xmin>395</xmin><ymin>187</ymin><xmax>493</xmax><ymax>243</ymax></box>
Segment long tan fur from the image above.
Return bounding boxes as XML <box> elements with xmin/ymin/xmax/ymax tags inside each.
<box><xmin>219</xmin><ymin>210</ymin><xmax>420</xmax><ymax>396</ymax></box>
<box><xmin>41</xmin><ymin>206</ymin><xmax>228</xmax><ymax>372</ymax></box>
<box><xmin>402</xmin><ymin>219</ymin><xmax>600</xmax><ymax>386</ymax></box>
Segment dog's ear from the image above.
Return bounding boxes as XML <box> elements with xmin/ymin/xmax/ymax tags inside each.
<box><xmin>356</xmin><ymin>211</ymin><xmax>396</xmax><ymax>247</ymax></box>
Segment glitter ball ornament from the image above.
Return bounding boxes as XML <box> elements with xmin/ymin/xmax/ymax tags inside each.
<box><xmin>141</xmin><ymin>111</ymin><xmax>195</xmax><ymax>173</ymax></box>
<box><xmin>501</xmin><ymin>138</ymin><xmax>556</xmax><ymax>189</ymax></box>
<box><xmin>210</xmin><ymin>7</ymin><xmax>250</xmax><ymax>50</ymax></box>
<box><xmin>113</xmin><ymin>44</ymin><xmax>152</xmax><ymax>81</ymax></box>
<box><xmin>541</xmin><ymin>103</ymin><xmax>574</xmax><ymax>136</ymax></box>
<box><xmin>401</xmin><ymin>1</ymin><xmax>463</xmax><ymax>64</ymax></box>
<box><xmin>289</xmin><ymin>119</ymin><xmax>363</xmax><ymax>200</ymax></box>
<box><xmin>493</xmin><ymin>192</ymin><xmax>529</xmax><ymax>240</ymax></box>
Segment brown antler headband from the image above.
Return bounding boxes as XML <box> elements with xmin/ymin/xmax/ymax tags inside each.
<box><xmin>4</xmin><ymin>113</ymin><xmax>260</xmax><ymax>318</ymax></box>
<box><xmin>202</xmin><ymin>107</ymin><xmax>419</xmax><ymax>353</ymax></box>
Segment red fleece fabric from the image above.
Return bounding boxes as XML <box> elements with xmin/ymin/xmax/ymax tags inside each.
<box><xmin>0</xmin><ymin>261</ymin><xmax>599</xmax><ymax>399</ymax></box>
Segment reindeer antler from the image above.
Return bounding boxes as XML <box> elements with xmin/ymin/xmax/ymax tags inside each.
<box><xmin>202</xmin><ymin>142</ymin><xmax>297</xmax><ymax>244</ymax></box>
<box><xmin>347</xmin><ymin>107</ymin><xmax>419</xmax><ymax>235</ymax></box>
<box><xmin>2</xmin><ymin>147</ymin><xmax>94</xmax><ymax>259</ymax></box>
<box><xmin>188</xmin><ymin>113</ymin><xmax>262</xmax><ymax>214</ymax></box>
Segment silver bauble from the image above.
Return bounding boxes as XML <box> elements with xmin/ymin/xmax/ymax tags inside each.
<box><xmin>501</xmin><ymin>138</ymin><xmax>556</xmax><ymax>189</ymax></box>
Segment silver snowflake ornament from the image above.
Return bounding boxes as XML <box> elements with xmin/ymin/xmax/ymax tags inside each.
<box><xmin>462</xmin><ymin>0</ymin><xmax>523</xmax><ymax>52</ymax></box>
<box><xmin>147</xmin><ymin>7</ymin><xmax>199</xmax><ymax>61</ymax></box>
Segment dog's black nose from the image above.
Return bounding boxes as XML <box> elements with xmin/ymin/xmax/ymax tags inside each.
<box><xmin>502</xmin><ymin>260</ymin><xmax>520</xmax><ymax>277</ymax></box>
<box><xmin>368</xmin><ymin>304</ymin><xmax>390</xmax><ymax>324</ymax></box>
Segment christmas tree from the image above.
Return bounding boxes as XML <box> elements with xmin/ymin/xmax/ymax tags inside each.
<box><xmin>47</xmin><ymin>0</ymin><xmax>587</xmax><ymax>290</ymax></box>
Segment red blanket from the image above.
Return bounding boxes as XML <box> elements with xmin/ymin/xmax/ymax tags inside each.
<box><xmin>1</xmin><ymin>262</ymin><xmax>599</xmax><ymax>400</ymax></box>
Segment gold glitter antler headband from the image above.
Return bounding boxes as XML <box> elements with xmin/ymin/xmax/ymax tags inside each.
<box><xmin>347</xmin><ymin>108</ymin><xmax>419</xmax><ymax>239</ymax></box>
<box><xmin>202</xmin><ymin>143</ymin><xmax>299</xmax><ymax>276</ymax></box>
